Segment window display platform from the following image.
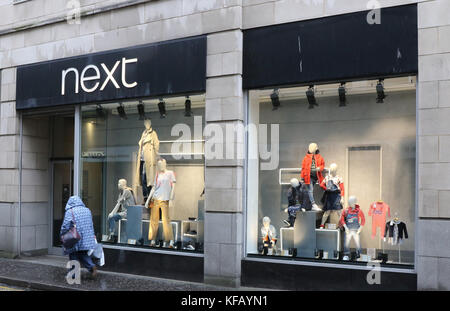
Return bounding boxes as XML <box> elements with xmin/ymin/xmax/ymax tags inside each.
<box><xmin>241</xmin><ymin>257</ymin><xmax>416</xmax><ymax>291</ymax></box>
<box><xmin>101</xmin><ymin>244</ymin><xmax>204</xmax><ymax>283</ymax></box>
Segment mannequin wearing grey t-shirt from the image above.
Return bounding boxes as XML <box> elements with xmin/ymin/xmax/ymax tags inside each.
<box><xmin>107</xmin><ymin>179</ymin><xmax>136</xmax><ymax>238</ymax></box>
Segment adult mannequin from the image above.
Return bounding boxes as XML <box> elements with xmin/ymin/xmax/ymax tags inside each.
<box><xmin>320</xmin><ymin>163</ymin><xmax>345</xmax><ymax>229</ymax></box>
<box><xmin>107</xmin><ymin>179</ymin><xmax>136</xmax><ymax>241</ymax></box>
<box><xmin>136</xmin><ymin>119</ymin><xmax>160</xmax><ymax>202</ymax></box>
<box><xmin>145</xmin><ymin>158</ymin><xmax>175</xmax><ymax>248</ymax></box>
<box><xmin>261</xmin><ymin>216</ymin><xmax>277</xmax><ymax>255</ymax></box>
<box><xmin>339</xmin><ymin>196</ymin><xmax>365</xmax><ymax>260</ymax></box>
<box><xmin>300</xmin><ymin>143</ymin><xmax>324</xmax><ymax>212</ymax></box>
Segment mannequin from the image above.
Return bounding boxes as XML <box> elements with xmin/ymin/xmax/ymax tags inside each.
<box><xmin>107</xmin><ymin>179</ymin><xmax>136</xmax><ymax>241</ymax></box>
<box><xmin>283</xmin><ymin>178</ymin><xmax>304</xmax><ymax>227</ymax></box>
<box><xmin>136</xmin><ymin>119</ymin><xmax>160</xmax><ymax>202</ymax></box>
<box><xmin>339</xmin><ymin>196</ymin><xmax>365</xmax><ymax>260</ymax></box>
<box><xmin>145</xmin><ymin>158</ymin><xmax>175</xmax><ymax>248</ymax></box>
<box><xmin>319</xmin><ymin>163</ymin><xmax>345</xmax><ymax>229</ymax></box>
<box><xmin>300</xmin><ymin>143</ymin><xmax>324</xmax><ymax>212</ymax></box>
<box><xmin>261</xmin><ymin>216</ymin><xmax>277</xmax><ymax>255</ymax></box>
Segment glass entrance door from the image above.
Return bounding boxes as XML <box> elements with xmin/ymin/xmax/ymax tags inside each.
<box><xmin>51</xmin><ymin>161</ymin><xmax>73</xmax><ymax>249</ymax></box>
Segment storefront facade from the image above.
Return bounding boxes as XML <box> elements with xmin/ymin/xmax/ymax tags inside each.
<box><xmin>0</xmin><ymin>0</ymin><xmax>449</xmax><ymax>290</ymax></box>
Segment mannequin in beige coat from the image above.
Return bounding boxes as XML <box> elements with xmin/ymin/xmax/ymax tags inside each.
<box><xmin>136</xmin><ymin>119</ymin><xmax>160</xmax><ymax>201</ymax></box>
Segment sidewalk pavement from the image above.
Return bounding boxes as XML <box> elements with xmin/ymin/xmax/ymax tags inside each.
<box><xmin>0</xmin><ymin>255</ymin><xmax>262</xmax><ymax>291</ymax></box>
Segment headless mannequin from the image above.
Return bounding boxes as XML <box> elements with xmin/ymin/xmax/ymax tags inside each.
<box><xmin>261</xmin><ymin>216</ymin><xmax>277</xmax><ymax>255</ymax></box>
<box><xmin>145</xmin><ymin>158</ymin><xmax>176</xmax><ymax>248</ymax></box>
<box><xmin>320</xmin><ymin>163</ymin><xmax>344</xmax><ymax>228</ymax></box>
<box><xmin>137</xmin><ymin>119</ymin><xmax>160</xmax><ymax>202</ymax></box>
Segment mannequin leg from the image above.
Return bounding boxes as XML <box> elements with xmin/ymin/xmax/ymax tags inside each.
<box><xmin>321</xmin><ymin>210</ymin><xmax>331</xmax><ymax>226</ymax></box>
<box><xmin>307</xmin><ymin>183</ymin><xmax>316</xmax><ymax>204</ymax></box>
<box><xmin>354</xmin><ymin>231</ymin><xmax>361</xmax><ymax>256</ymax></box>
<box><xmin>148</xmin><ymin>201</ymin><xmax>160</xmax><ymax>241</ymax></box>
<box><xmin>160</xmin><ymin>200</ymin><xmax>174</xmax><ymax>242</ymax></box>
<box><xmin>344</xmin><ymin>231</ymin><xmax>352</xmax><ymax>255</ymax></box>
<box><xmin>140</xmin><ymin>161</ymin><xmax>149</xmax><ymax>201</ymax></box>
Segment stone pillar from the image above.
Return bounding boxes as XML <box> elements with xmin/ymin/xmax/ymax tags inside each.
<box><xmin>204</xmin><ymin>29</ymin><xmax>245</xmax><ymax>287</ymax></box>
<box><xmin>0</xmin><ymin>67</ymin><xmax>20</xmax><ymax>257</ymax></box>
<box><xmin>417</xmin><ymin>0</ymin><xmax>450</xmax><ymax>291</ymax></box>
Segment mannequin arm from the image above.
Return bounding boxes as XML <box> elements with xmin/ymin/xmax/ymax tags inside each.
<box><xmin>357</xmin><ymin>226</ymin><xmax>363</xmax><ymax>235</ymax></box>
<box><xmin>169</xmin><ymin>184</ymin><xmax>176</xmax><ymax>208</ymax></box>
<box><xmin>154</xmin><ymin>132</ymin><xmax>160</xmax><ymax>154</ymax></box>
<box><xmin>320</xmin><ymin>179</ymin><xmax>326</xmax><ymax>190</ymax></box>
<box><xmin>170</xmin><ymin>184</ymin><xmax>175</xmax><ymax>201</ymax></box>
<box><xmin>109</xmin><ymin>201</ymin><xmax>121</xmax><ymax>217</ymax></box>
<box><xmin>145</xmin><ymin>187</ymin><xmax>156</xmax><ymax>208</ymax></box>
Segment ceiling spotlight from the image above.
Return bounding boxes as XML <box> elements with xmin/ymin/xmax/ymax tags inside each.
<box><xmin>184</xmin><ymin>96</ymin><xmax>192</xmax><ymax>117</ymax></box>
<box><xmin>306</xmin><ymin>85</ymin><xmax>318</xmax><ymax>109</ymax></box>
<box><xmin>137</xmin><ymin>101</ymin><xmax>146</xmax><ymax>120</ymax></box>
<box><xmin>96</xmin><ymin>104</ymin><xmax>105</xmax><ymax>119</ymax></box>
<box><xmin>270</xmin><ymin>89</ymin><xmax>281</xmax><ymax>110</ymax></box>
<box><xmin>158</xmin><ymin>98</ymin><xmax>166</xmax><ymax>118</ymax></box>
<box><xmin>338</xmin><ymin>83</ymin><xmax>346</xmax><ymax>107</ymax></box>
<box><xmin>117</xmin><ymin>103</ymin><xmax>127</xmax><ymax>120</ymax></box>
<box><xmin>376</xmin><ymin>79</ymin><xmax>386</xmax><ymax>103</ymax></box>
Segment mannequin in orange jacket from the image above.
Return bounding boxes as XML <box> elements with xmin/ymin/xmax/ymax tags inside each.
<box><xmin>300</xmin><ymin>143</ymin><xmax>324</xmax><ymax>212</ymax></box>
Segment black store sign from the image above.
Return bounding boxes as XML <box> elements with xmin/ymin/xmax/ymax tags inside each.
<box><xmin>16</xmin><ymin>36</ymin><xmax>206</xmax><ymax>110</ymax></box>
<box><xmin>243</xmin><ymin>4</ymin><xmax>418</xmax><ymax>89</ymax></box>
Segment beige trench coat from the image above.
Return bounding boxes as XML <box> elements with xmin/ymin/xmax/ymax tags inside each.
<box><xmin>136</xmin><ymin>129</ymin><xmax>160</xmax><ymax>187</ymax></box>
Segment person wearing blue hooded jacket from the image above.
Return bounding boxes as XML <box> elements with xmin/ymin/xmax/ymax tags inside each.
<box><xmin>60</xmin><ymin>195</ymin><xmax>98</xmax><ymax>278</ymax></box>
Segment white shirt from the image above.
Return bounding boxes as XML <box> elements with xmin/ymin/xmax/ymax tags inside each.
<box><xmin>152</xmin><ymin>170</ymin><xmax>176</xmax><ymax>201</ymax></box>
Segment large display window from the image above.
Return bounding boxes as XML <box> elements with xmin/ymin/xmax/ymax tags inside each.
<box><xmin>81</xmin><ymin>95</ymin><xmax>205</xmax><ymax>252</ymax></box>
<box><xmin>246</xmin><ymin>77</ymin><xmax>416</xmax><ymax>266</ymax></box>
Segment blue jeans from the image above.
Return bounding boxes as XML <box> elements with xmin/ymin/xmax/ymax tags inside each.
<box><xmin>307</xmin><ymin>182</ymin><xmax>316</xmax><ymax>204</ymax></box>
<box><xmin>68</xmin><ymin>251</ymin><xmax>96</xmax><ymax>273</ymax></box>
<box><xmin>108</xmin><ymin>214</ymin><xmax>122</xmax><ymax>234</ymax></box>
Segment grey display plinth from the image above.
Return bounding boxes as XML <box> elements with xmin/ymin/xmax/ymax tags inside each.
<box><xmin>294</xmin><ymin>211</ymin><xmax>317</xmax><ymax>258</ymax></box>
<box><xmin>316</xmin><ymin>229</ymin><xmax>340</xmax><ymax>259</ymax></box>
<box><xmin>118</xmin><ymin>205</ymin><xmax>143</xmax><ymax>243</ymax></box>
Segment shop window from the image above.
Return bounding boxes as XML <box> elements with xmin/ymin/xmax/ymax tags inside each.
<box><xmin>246</xmin><ymin>77</ymin><xmax>416</xmax><ymax>266</ymax></box>
<box><xmin>81</xmin><ymin>95</ymin><xmax>205</xmax><ymax>252</ymax></box>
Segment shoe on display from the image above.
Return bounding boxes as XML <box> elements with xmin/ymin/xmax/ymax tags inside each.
<box><xmin>186</xmin><ymin>244</ymin><xmax>195</xmax><ymax>250</ymax></box>
<box><xmin>169</xmin><ymin>240</ymin><xmax>175</xmax><ymax>249</ymax></box>
<box><xmin>343</xmin><ymin>255</ymin><xmax>350</xmax><ymax>261</ymax></box>
<box><xmin>150</xmin><ymin>240</ymin><xmax>156</xmax><ymax>247</ymax></box>
<box><xmin>312</xmin><ymin>204</ymin><xmax>322</xmax><ymax>212</ymax></box>
<box><xmin>319</xmin><ymin>225</ymin><xmax>325</xmax><ymax>229</ymax></box>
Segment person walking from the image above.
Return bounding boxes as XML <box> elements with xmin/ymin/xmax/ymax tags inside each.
<box><xmin>60</xmin><ymin>195</ymin><xmax>98</xmax><ymax>278</ymax></box>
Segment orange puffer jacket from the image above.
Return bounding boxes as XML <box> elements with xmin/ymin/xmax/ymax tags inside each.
<box><xmin>301</xmin><ymin>152</ymin><xmax>325</xmax><ymax>185</ymax></box>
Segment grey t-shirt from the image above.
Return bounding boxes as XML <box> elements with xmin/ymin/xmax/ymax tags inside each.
<box><xmin>116</xmin><ymin>188</ymin><xmax>136</xmax><ymax>217</ymax></box>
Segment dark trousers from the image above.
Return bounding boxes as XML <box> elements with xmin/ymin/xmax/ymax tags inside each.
<box><xmin>69</xmin><ymin>251</ymin><xmax>96</xmax><ymax>273</ymax></box>
<box><xmin>140</xmin><ymin>161</ymin><xmax>152</xmax><ymax>200</ymax></box>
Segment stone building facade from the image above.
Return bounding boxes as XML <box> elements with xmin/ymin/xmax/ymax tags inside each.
<box><xmin>0</xmin><ymin>0</ymin><xmax>449</xmax><ymax>290</ymax></box>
